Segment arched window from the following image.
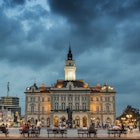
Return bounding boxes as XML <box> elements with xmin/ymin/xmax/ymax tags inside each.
<box><xmin>83</xmin><ymin>116</ymin><xmax>87</xmax><ymax>127</ymax></box>
<box><xmin>54</xmin><ymin>116</ymin><xmax>59</xmax><ymax>127</ymax></box>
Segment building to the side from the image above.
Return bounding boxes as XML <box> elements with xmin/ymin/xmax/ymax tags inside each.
<box><xmin>25</xmin><ymin>47</ymin><xmax>116</xmax><ymax>128</ymax></box>
<box><xmin>0</xmin><ymin>96</ymin><xmax>21</xmax><ymax>121</ymax></box>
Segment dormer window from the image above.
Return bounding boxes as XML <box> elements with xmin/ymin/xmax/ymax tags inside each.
<box><xmin>32</xmin><ymin>88</ymin><xmax>34</xmax><ymax>92</ymax></box>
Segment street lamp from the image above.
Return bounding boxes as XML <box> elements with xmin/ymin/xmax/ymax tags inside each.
<box><xmin>121</xmin><ymin>117</ymin><xmax>126</xmax><ymax>124</ymax></box>
<box><xmin>126</xmin><ymin>114</ymin><xmax>132</xmax><ymax>123</ymax></box>
<box><xmin>91</xmin><ymin>117</ymin><xmax>95</xmax><ymax>123</ymax></box>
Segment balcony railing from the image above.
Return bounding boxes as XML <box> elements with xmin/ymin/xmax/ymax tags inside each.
<box><xmin>51</xmin><ymin>109</ymin><xmax>90</xmax><ymax>112</ymax></box>
<box><xmin>90</xmin><ymin>111</ymin><xmax>115</xmax><ymax>114</ymax></box>
<box><xmin>26</xmin><ymin>111</ymin><xmax>50</xmax><ymax>115</ymax></box>
<box><xmin>52</xmin><ymin>106</ymin><xmax>90</xmax><ymax>111</ymax></box>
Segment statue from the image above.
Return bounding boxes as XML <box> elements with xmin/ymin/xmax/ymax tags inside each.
<box><xmin>14</xmin><ymin>114</ymin><xmax>17</xmax><ymax>123</ymax></box>
<box><xmin>66</xmin><ymin>107</ymin><xmax>72</xmax><ymax>128</ymax></box>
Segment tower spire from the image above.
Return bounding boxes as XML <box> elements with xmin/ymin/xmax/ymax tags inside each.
<box><xmin>67</xmin><ymin>42</ymin><xmax>72</xmax><ymax>60</ymax></box>
<box><xmin>64</xmin><ymin>45</ymin><xmax>76</xmax><ymax>81</ymax></box>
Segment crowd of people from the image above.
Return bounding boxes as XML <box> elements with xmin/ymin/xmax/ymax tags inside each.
<box><xmin>20</xmin><ymin>119</ymin><xmax>42</xmax><ymax>137</ymax></box>
<box><xmin>0</xmin><ymin>119</ymin><xmax>138</xmax><ymax>138</ymax></box>
<box><xmin>110</xmin><ymin>122</ymin><xmax>134</xmax><ymax>133</ymax></box>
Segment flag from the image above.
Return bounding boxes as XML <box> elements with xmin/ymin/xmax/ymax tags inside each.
<box><xmin>7</xmin><ymin>82</ymin><xmax>10</xmax><ymax>96</ymax></box>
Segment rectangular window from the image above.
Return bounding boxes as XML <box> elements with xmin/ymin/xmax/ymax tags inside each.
<box><xmin>42</xmin><ymin>106</ymin><xmax>45</xmax><ymax>112</ymax></box>
<box><xmin>96</xmin><ymin>106</ymin><xmax>99</xmax><ymax>112</ymax></box>
<box><xmin>62</xmin><ymin>102</ymin><xmax>65</xmax><ymax>110</ymax></box>
<box><xmin>106</xmin><ymin>106</ymin><xmax>110</xmax><ymax>111</ymax></box>
<box><xmin>68</xmin><ymin>96</ymin><xmax>72</xmax><ymax>101</ymax></box>
<box><xmin>105</xmin><ymin>97</ymin><xmax>110</xmax><ymax>102</ymax></box>
<box><xmin>69</xmin><ymin>103</ymin><xmax>72</xmax><ymax>110</ymax></box>
<box><xmin>30</xmin><ymin>97</ymin><xmax>35</xmax><ymax>102</ymax></box>
<box><xmin>82</xmin><ymin>96</ymin><xmax>86</xmax><ymax>101</ymax></box>
<box><xmin>61</xmin><ymin>96</ymin><xmax>63</xmax><ymax>101</ymax></box>
<box><xmin>96</xmin><ymin>97</ymin><xmax>99</xmax><ymax>101</ymax></box>
<box><xmin>76</xmin><ymin>103</ymin><xmax>79</xmax><ymax>110</ymax></box>
<box><xmin>31</xmin><ymin>106</ymin><xmax>34</xmax><ymax>112</ymax></box>
<box><xmin>42</xmin><ymin>97</ymin><xmax>44</xmax><ymax>102</ymax></box>
<box><xmin>82</xmin><ymin>103</ymin><xmax>86</xmax><ymax>110</ymax></box>
<box><xmin>55</xmin><ymin>103</ymin><xmax>58</xmax><ymax>110</ymax></box>
<box><xmin>75</xmin><ymin>96</ymin><xmax>80</xmax><ymax>101</ymax></box>
<box><xmin>54</xmin><ymin>96</ymin><xmax>59</xmax><ymax>101</ymax></box>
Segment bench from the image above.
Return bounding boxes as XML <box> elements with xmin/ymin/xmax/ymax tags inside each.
<box><xmin>108</xmin><ymin>129</ymin><xmax>128</xmax><ymax>137</ymax></box>
<box><xmin>19</xmin><ymin>129</ymin><xmax>29</xmax><ymax>137</ymax></box>
<box><xmin>0</xmin><ymin>127</ymin><xmax>9</xmax><ymax>137</ymax></box>
<box><xmin>46</xmin><ymin>128</ymin><xmax>67</xmax><ymax>137</ymax></box>
<box><xmin>77</xmin><ymin>129</ymin><xmax>89</xmax><ymax>137</ymax></box>
<box><xmin>29</xmin><ymin>129</ymin><xmax>39</xmax><ymax>137</ymax></box>
<box><xmin>19</xmin><ymin>128</ymin><xmax>39</xmax><ymax>138</ymax></box>
<box><xmin>77</xmin><ymin>128</ymin><xmax>97</xmax><ymax>137</ymax></box>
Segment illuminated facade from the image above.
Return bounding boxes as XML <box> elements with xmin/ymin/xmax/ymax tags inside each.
<box><xmin>25</xmin><ymin>48</ymin><xmax>116</xmax><ymax>127</ymax></box>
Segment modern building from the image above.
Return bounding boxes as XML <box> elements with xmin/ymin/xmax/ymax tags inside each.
<box><xmin>0</xmin><ymin>96</ymin><xmax>21</xmax><ymax>121</ymax></box>
<box><xmin>25</xmin><ymin>47</ymin><xmax>116</xmax><ymax>128</ymax></box>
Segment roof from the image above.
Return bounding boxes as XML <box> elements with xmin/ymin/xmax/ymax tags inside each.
<box><xmin>53</xmin><ymin>80</ymin><xmax>89</xmax><ymax>88</ymax></box>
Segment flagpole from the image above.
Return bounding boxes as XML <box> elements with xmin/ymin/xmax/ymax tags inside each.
<box><xmin>7</xmin><ymin>82</ymin><xmax>10</xmax><ymax>97</ymax></box>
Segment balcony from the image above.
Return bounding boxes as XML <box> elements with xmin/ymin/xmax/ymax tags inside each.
<box><xmin>52</xmin><ymin>106</ymin><xmax>90</xmax><ymax>112</ymax></box>
<box><xmin>26</xmin><ymin>111</ymin><xmax>50</xmax><ymax>115</ymax></box>
<box><xmin>90</xmin><ymin>110</ymin><xmax>115</xmax><ymax>114</ymax></box>
<box><xmin>51</xmin><ymin>109</ymin><xmax>90</xmax><ymax>112</ymax></box>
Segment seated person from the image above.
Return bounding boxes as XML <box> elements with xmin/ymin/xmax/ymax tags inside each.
<box><xmin>88</xmin><ymin>123</ymin><xmax>96</xmax><ymax>137</ymax></box>
<box><xmin>112</xmin><ymin>125</ymin><xmax>121</xmax><ymax>130</ymax></box>
<box><xmin>59</xmin><ymin>124</ymin><xmax>66</xmax><ymax>130</ymax></box>
<box><xmin>0</xmin><ymin>123</ymin><xmax>9</xmax><ymax>134</ymax></box>
<box><xmin>21</xmin><ymin>123</ymin><xmax>29</xmax><ymax>137</ymax></box>
<box><xmin>118</xmin><ymin>124</ymin><xmax>126</xmax><ymax>137</ymax></box>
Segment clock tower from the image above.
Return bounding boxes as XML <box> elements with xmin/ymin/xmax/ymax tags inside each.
<box><xmin>64</xmin><ymin>47</ymin><xmax>76</xmax><ymax>81</ymax></box>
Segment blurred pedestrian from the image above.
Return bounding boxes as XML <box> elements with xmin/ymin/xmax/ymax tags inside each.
<box><xmin>36</xmin><ymin>119</ymin><xmax>42</xmax><ymax>134</ymax></box>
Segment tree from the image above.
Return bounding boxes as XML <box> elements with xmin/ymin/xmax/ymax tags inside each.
<box><xmin>117</xmin><ymin>105</ymin><xmax>140</xmax><ymax>124</ymax></box>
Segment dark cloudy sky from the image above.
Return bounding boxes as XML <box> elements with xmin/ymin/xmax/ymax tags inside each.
<box><xmin>0</xmin><ymin>0</ymin><xmax>140</xmax><ymax>116</ymax></box>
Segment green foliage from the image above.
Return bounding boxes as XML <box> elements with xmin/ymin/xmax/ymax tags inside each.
<box><xmin>117</xmin><ymin>105</ymin><xmax>140</xmax><ymax>122</ymax></box>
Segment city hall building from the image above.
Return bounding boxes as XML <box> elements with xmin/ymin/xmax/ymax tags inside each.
<box><xmin>25</xmin><ymin>48</ymin><xmax>116</xmax><ymax>128</ymax></box>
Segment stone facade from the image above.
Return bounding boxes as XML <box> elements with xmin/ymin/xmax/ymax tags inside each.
<box><xmin>25</xmin><ymin>48</ymin><xmax>116</xmax><ymax>128</ymax></box>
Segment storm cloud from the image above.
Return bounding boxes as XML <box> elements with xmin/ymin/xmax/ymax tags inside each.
<box><xmin>0</xmin><ymin>0</ymin><xmax>140</xmax><ymax>116</ymax></box>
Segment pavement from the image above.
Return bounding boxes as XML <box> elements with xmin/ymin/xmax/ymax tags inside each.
<box><xmin>0</xmin><ymin>127</ymin><xmax>140</xmax><ymax>140</ymax></box>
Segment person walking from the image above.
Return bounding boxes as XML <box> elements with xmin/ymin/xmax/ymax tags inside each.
<box><xmin>36</xmin><ymin>119</ymin><xmax>42</xmax><ymax>134</ymax></box>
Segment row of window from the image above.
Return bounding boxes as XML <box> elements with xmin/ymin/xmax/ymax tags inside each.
<box><xmin>91</xmin><ymin>97</ymin><xmax>114</xmax><ymax>102</ymax></box>
<box><xmin>29</xmin><ymin>97</ymin><xmax>50</xmax><ymax>102</ymax></box>
<box><xmin>54</xmin><ymin>96</ymin><xmax>87</xmax><ymax>101</ymax></box>
<box><xmin>30</xmin><ymin>105</ymin><xmax>111</xmax><ymax>112</ymax></box>
<box><xmin>29</xmin><ymin>96</ymin><xmax>114</xmax><ymax>102</ymax></box>
<box><xmin>54</xmin><ymin>102</ymin><xmax>87</xmax><ymax>110</ymax></box>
